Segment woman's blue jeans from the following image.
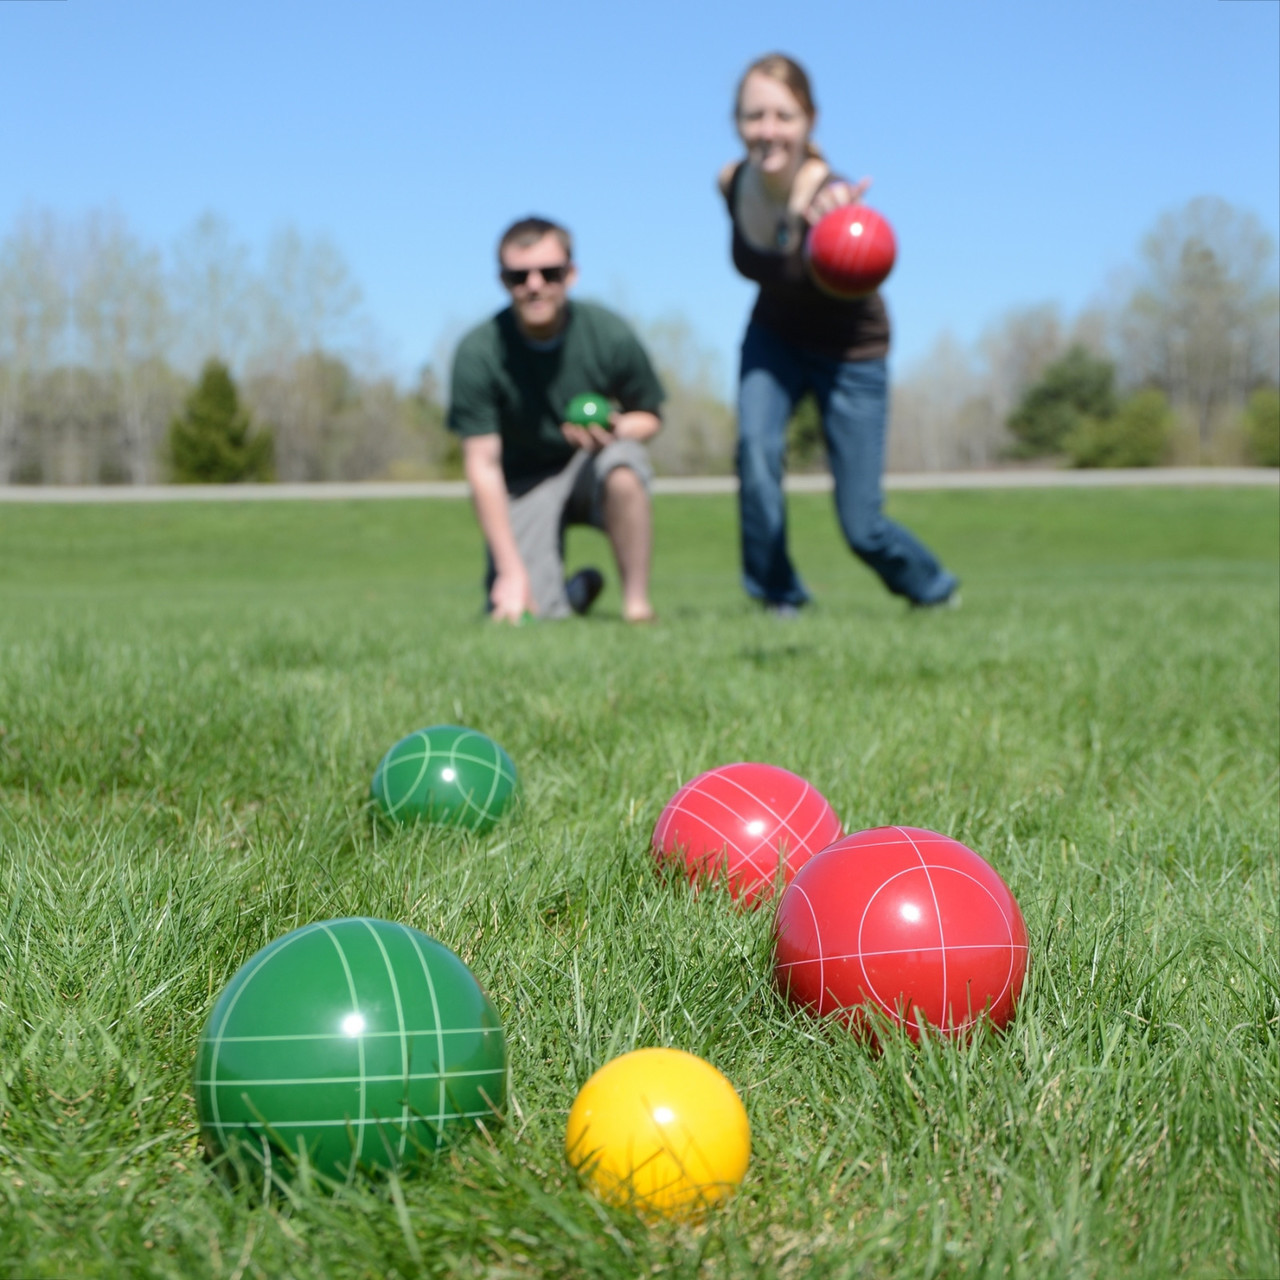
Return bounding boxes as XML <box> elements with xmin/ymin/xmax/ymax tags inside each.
<box><xmin>736</xmin><ymin>321</ymin><xmax>953</xmax><ymax>606</ymax></box>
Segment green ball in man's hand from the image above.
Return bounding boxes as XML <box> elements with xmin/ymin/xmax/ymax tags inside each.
<box><xmin>565</xmin><ymin>392</ymin><xmax>612</xmax><ymax>428</ymax></box>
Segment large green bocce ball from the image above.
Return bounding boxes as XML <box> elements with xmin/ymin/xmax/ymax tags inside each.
<box><xmin>370</xmin><ymin>725</ymin><xmax>517</xmax><ymax>833</ymax></box>
<box><xmin>194</xmin><ymin>918</ymin><xmax>507</xmax><ymax>1179</ymax></box>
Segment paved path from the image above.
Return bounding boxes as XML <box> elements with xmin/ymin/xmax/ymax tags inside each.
<box><xmin>0</xmin><ymin>468</ymin><xmax>1274</xmax><ymax>503</ymax></box>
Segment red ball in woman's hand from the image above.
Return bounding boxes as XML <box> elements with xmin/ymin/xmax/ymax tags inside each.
<box><xmin>805</xmin><ymin>204</ymin><xmax>897</xmax><ymax>298</ymax></box>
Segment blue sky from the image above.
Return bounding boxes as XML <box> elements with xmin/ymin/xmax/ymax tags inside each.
<box><xmin>3</xmin><ymin>0</ymin><xmax>1277</xmax><ymax>393</ymax></box>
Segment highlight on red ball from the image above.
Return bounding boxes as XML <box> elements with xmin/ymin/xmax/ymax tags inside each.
<box><xmin>651</xmin><ymin>763</ymin><xmax>843</xmax><ymax>908</ymax></box>
<box><xmin>805</xmin><ymin>204</ymin><xmax>897</xmax><ymax>299</ymax></box>
<box><xmin>773</xmin><ymin>826</ymin><xmax>1029</xmax><ymax>1040</ymax></box>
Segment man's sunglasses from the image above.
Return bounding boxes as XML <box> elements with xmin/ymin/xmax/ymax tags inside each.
<box><xmin>500</xmin><ymin>264</ymin><xmax>570</xmax><ymax>287</ymax></box>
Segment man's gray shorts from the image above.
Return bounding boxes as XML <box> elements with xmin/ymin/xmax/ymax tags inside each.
<box><xmin>487</xmin><ymin>439</ymin><xmax>653</xmax><ymax>619</ymax></box>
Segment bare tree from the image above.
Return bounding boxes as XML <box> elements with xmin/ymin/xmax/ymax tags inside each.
<box><xmin>979</xmin><ymin>303</ymin><xmax>1064</xmax><ymax>428</ymax></box>
<box><xmin>1117</xmin><ymin>197</ymin><xmax>1280</xmax><ymax>457</ymax></box>
<box><xmin>248</xmin><ymin>227</ymin><xmax>376</xmax><ymax>479</ymax></box>
<box><xmin>330</xmin><ymin>374</ymin><xmax>423</xmax><ymax>480</ymax></box>
<box><xmin>0</xmin><ymin>211</ymin><xmax>68</xmax><ymax>482</ymax></box>
<box><xmin>392</xmin><ymin>364</ymin><xmax>456</xmax><ymax>479</ymax></box>
<box><xmin>253</xmin><ymin>226</ymin><xmax>366</xmax><ymax>362</ymax></box>
<box><xmin>169</xmin><ymin>211</ymin><xmax>254</xmax><ymax>374</ymax></box>
<box><xmin>888</xmin><ymin>305</ymin><xmax>1126</xmax><ymax>471</ymax></box>
<box><xmin>1</xmin><ymin>210</ymin><xmax>438</xmax><ymax>484</ymax></box>
<box><xmin>640</xmin><ymin>313</ymin><xmax>736</xmax><ymax>475</ymax></box>
<box><xmin>74</xmin><ymin>211</ymin><xmax>178</xmax><ymax>483</ymax></box>
<box><xmin>889</xmin><ymin>333</ymin><xmax>992</xmax><ymax>471</ymax></box>
<box><xmin>243</xmin><ymin>351</ymin><xmax>346</xmax><ymax>481</ymax></box>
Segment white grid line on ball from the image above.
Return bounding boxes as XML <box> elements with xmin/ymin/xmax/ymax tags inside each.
<box><xmin>933</xmin><ymin>862</ymin><xmax>1022</xmax><ymax>1021</ymax></box>
<box><xmin>383</xmin><ymin>731</ymin><xmax>435</xmax><ymax>818</ymax></box>
<box><xmin>457</xmin><ymin>734</ymin><xmax>506</xmax><ymax>825</ymax></box>
<box><xmin>907</xmin><ymin>856</ymin><xmax>1021</xmax><ymax>1026</ymax></box>
<box><xmin>387</xmin><ymin>746</ymin><xmax>509</xmax><ymax>773</ymax></box>
<box><xmin>854</xmin><ymin>862</ymin><xmax>939</xmax><ymax>1027</ymax></box>
<box><xmin>203</xmin><ymin>1025</ymin><xmax>493</xmax><ymax>1045</ymax></box>
<box><xmin>403</xmin><ymin>925</ymin><xmax>450</xmax><ymax>1147</ymax></box>
<box><xmin>898</xmin><ymin>827</ymin><xmax>949</xmax><ymax>1027</ymax></box>
<box><xmin>776</xmin><ymin>939</ymin><xmax>1029</xmax><ymax>969</ymax></box>
<box><xmin>363</xmin><ymin>919</ymin><xmax>411</xmax><ymax>1158</ymax></box>
<box><xmin>452</xmin><ymin>734</ymin><xmax>500</xmax><ymax>824</ymax></box>
<box><xmin>236</xmin><ymin>1107</ymin><xmax>496</xmax><ymax>1130</ymax></box>
<box><xmin>197</xmin><ymin>1065</ymin><xmax>505</xmax><ymax>1088</ymax></box>
<box><xmin>319</xmin><ymin>923</ymin><xmax>368</xmax><ymax>1161</ymax></box>
<box><xmin>745</xmin><ymin>773</ymin><xmax>810</xmax><ymax>842</ymax></box>
<box><xmin>790</xmin><ymin>882</ymin><xmax>825</xmax><ymax>1006</ymax></box>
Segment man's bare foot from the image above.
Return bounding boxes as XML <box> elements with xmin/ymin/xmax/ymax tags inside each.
<box><xmin>623</xmin><ymin>603</ymin><xmax>658</xmax><ymax>624</ymax></box>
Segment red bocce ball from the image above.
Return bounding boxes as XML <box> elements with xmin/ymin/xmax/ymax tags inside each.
<box><xmin>805</xmin><ymin>204</ymin><xmax>897</xmax><ymax>298</ymax></box>
<box><xmin>773</xmin><ymin>826</ymin><xmax>1029</xmax><ymax>1039</ymax></box>
<box><xmin>652</xmin><ymin>763</ymin><xmax>843</xmax><ymax>907</ymax></box>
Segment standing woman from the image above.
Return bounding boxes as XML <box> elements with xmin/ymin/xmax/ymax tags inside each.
<box><xmin>720</xmin><ymin>53</ymin><xmax>958</xmax><ymax>612</ymax></box>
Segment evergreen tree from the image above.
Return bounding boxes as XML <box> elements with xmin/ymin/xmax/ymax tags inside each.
<box><xmin>1007</xmin><ymin>345</ymin><xmax>1117</xmax><ymax>456</ymax></box>
<box><xmin>1066</xmin><ymin>389</ymin><xmax>1174</xmax><ymax>468</ymax></box>
<box><xmin>169</xmin><ymin>359</ymin><xmax>273</xmax><ymax>482</ymax></box>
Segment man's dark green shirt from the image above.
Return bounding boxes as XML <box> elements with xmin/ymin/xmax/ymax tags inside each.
<box><xmin>447</xmin><ymin>301</ymin><xmax>665</xmax><ymax>485</ymax></box>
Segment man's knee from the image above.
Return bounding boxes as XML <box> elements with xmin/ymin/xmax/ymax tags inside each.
<box><xmin>603</xmin><ymin>463</ymin><xmax>646</xmax><ymax>501</ymax></box>
<box><xmin>600</xmin><ymin>465</ymin><xmax>652</xmax><ymax>538</ymax></box>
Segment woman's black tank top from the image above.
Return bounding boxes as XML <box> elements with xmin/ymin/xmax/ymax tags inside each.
<box><xmin>725</xmin><ymin>162</ymin><xmax>890</xmax><ymax>362</ymax></box>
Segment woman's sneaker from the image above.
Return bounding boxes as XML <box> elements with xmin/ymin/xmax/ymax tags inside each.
<box><xmin>765</xmin><ymin>602</ymin><xmax>803</xmax><ymax>619</ymax></box>
<box><xmin>911</xmin><ymin>572</ymin><xmax>961</xmax><ymax>609</ymax></box>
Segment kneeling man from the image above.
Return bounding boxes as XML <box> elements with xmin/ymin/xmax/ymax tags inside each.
<box><xmin>448</xmin><ymin>216</ymin><xmax>664</xmax><ymax>623</ymax></box>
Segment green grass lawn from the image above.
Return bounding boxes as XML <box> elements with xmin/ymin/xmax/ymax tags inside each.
<box><xmin>0</xmin><ymin>488</ymin><xmax>1276</xmax><ymax>1279</ymax></box>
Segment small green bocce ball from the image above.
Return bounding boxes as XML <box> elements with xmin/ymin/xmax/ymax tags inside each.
<box><xmin>194</xmin><ymin>917</ymin><xmax>507</xmax><ymax>1180</ymax></box>
<box><xmin>371</xmin><ymin>725</ymin><xmax>517</xmax><ymax>833</ymax></box>
<box><xmin>564</xmin><ymin>391</ymin><xmax>612</xmax><ymax>428</ymax></box>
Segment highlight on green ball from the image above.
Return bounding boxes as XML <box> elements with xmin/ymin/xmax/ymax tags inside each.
<box><xmin>370</xmin><ymin>724</ymin><xmax>518</xmax><ymax>834</ymax></box>
<box><xmin>194</xmin><ymin>917</ymin><xmax>507</xmax><ymax>1182</ymax></box>
<box><xmin>564</xmin><ymin>391</ymin><xmax>612</xmax><ymax>428</ymax></box>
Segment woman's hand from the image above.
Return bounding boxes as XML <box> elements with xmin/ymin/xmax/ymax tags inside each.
<box><xmin>806</xmin><ymin>176</ymin><xmax>872</xmax><ymax>224</ymax></box>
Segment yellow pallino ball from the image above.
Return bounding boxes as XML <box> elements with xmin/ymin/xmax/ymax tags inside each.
<box><xmin>565</xmin><ymin>1047</ymin><xmax>750</xmax><ymax>1217</ymax></box>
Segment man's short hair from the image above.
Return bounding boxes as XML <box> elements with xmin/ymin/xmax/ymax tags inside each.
<box><xmin>497</xmin><ymin>216</ymin><xmax>573</xmax><ymax>265</ymax></box>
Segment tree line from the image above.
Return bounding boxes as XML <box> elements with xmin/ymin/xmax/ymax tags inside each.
<box><xmin>0</xmin><ymin>198</ymin><xmax>1276</xmax><ymax>485</ymax></box>
<box><xmin>0</xmin><ymin>211</ymin><xmax>453</xmax><ymax>486</ymax></box>
<box><xmin>882</xmin><ymin>197</ymin><xmax>1278</xmax><ymax>470</ymax></box>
